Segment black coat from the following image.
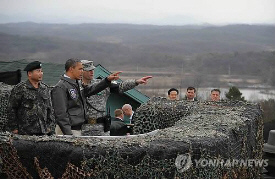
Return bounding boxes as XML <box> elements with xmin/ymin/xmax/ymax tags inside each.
<box><xmin>51</xmin><ymin>76</ymin><xmax>110</xmax><ymax>135</ymax></box>
<box><xmin>110</xmin><ymin>118</ymin><xmax>129</xmax><ymax>136</ymax></box>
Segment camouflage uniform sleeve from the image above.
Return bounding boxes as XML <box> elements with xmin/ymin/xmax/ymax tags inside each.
<box><xmin>110</xmin><ymin>79</ymin><xmax>137</xmax><ymax>94</ymax></box>
<box><xmin>84</xmin><ymin>77</ymin><xmax>110</xmax><ymax>97</ymax></box>
<box><xmin>7</xmin><ymin>87</ymin><xmax>21</xmax><ymax>131</ymax></box>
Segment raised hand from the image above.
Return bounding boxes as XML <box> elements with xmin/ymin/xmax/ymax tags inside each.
<box><xmin>107</xmin><ymin>71</ymin><xmax>122</xmax><ymax>81</ymax></box>
<box><xmin>136</xmin><ymin>76</ymin><xmax>153</xmax><ymax>85</ymax></box>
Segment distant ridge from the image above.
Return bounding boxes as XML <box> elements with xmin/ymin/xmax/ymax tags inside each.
<box><xmin>0</xmin><ymin>23</ymin><xmax>274</xmax><ymax>72</ymax></box>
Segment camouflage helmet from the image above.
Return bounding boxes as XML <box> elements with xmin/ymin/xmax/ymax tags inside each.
<box><xmin>81</xmin><ymin>60</ymin><xmax>95</xmax><ymax>71</ymax></box>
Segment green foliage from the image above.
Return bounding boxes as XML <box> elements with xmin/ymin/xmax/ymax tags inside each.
<box><xmin>225</xmin><ymin>86</ymin><xmax>245</xmax><ymax>101</ymax></box>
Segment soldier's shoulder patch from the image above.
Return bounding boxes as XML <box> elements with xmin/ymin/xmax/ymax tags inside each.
<box><xmin>69</xmin><ymin>89</ymin><xmax>77</xmax><ymax>99</ymax></box>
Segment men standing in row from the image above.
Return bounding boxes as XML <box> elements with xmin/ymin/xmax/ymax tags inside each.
<box><xmin>81</xmin><ymin>60</ymin><xmax>152</xmax><ymax>132</ymax></box>
<box><xmin>167</xmin><ymin>87</ymin><xmax>221</xmax><ymax>101</ymax></box>
<box><xmin>8</xmin><ymin>61</ymin><xmax>55</xmax><ymax>135</ymax></box>
<box><xmin>51</xmin><ymin>58</ymin><xmax>121</xmax><ymax>136</ymax></box>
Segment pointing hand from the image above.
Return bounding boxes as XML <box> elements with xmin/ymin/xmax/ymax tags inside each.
<box><xmin>136</xmin><ymin>76</ymin><xmax>153</xmax><ymax>85</ymax></box>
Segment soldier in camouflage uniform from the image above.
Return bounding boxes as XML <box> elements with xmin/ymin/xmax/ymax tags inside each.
<box><xmin>7</xmin><ymin>61</ymin><xmax>55</xmax><ymax>135</ymax></box>
<box><xmin>81</xmin><ymin>60</ymin><xmax>152</xmax><ymax>135</ymax></box>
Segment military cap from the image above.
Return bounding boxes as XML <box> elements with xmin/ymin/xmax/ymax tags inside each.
<box><xmin>81</xmin><ymin>60</ymin><xmax>96</xmax><ymax>71</ymax></box>
<box><xmin>24</xmin><ymin>61</ymin><xmax>42</xmax><ymax>72</ymax></box>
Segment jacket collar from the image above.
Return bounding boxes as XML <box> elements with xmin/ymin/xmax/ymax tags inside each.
<box><xmin>61</xmin><ymin>75</ymin><xmax>79</xmax><ymax>86</ymax></box>
<box><xmin>115</xmin><ymin>117</ymin><xmax>124</xmax><ymax>122</ymax></box>
<box><xmin>26</xmin><ymin>79</ymin><xmax>43</xmax><ymax>90</ymax></box>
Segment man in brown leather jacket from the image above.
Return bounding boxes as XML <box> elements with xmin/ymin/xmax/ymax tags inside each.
<box><xmin>51</xmin><ymin>58</ymin><xmax>121</xmax><ymax>135</ymax></box>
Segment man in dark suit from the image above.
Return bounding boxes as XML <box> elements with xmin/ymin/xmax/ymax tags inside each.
<box><xmin>184</xmin><ymin>86</ymin><xmax>198</xmax><ymax>101</ymax></box>
<box><xmin>122</xmin><ymin>104</ymin><xmax>134</xmax><ymax>124</ymax></box>
<box><xmin>110</xmin><ymin>109</ymin><xmax>130</xmax><ymax>136</ymax></box>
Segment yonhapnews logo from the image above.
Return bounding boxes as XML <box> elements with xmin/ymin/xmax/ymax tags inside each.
<box><xmin>175</xmin><ymin>154</ymin><xmax>268</xmax><ymax>173</ymax></box>
<box><xmin>175</xmin><ymin>153</ymin><xmax>192</xmax><ymax>172</ymax></box>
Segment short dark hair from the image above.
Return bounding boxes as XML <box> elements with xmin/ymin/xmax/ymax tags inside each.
<box><xmin>211</xmin><ymin>88</ymin><xmax>221</xmax><ymax>94</ymax></box>
<box><xmin>168</xmin><ymin>88</ymin><xmax>179</xmax><ymax>95</ymax></box>
<box><xmin>114</xmin><ymin>109</ymin><xmax>123</xmax><ymax>117</ymax></box>
<box><xmin>187</xmin><ymin>86</ymin><xmax>196</xmax><ymax>92</ymax></box>
<box><xmin>65</xmin><ymin>58</ymin><xmax>81</xmax><ymax>72</ymax></box>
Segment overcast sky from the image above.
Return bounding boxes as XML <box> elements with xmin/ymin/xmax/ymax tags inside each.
<box><xmin>0</xmin><ymin>0</ymin><xmax>275</xmax><ymax>25</ymax></box>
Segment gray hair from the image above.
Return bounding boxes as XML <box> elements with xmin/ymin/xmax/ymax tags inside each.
<box><xmin>122</xmin><ymin>104</ymin><xmax>132</xmax><ymax>110</ymax></box>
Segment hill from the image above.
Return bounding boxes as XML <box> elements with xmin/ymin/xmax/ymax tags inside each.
<box><xmin>0</xmin><ymin>23</ymin><xmax>275</xmax><ymax>59</ymax></box>
<box><xmin>0</xmin><ymin>23</ymin><xmax>275</xmax><ymax>88</ymax></box>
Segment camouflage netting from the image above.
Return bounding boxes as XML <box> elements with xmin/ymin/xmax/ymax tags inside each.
<box><xmin>0</xmin><ymin>82</ymin><xmax>263</xmax><ymax>179</ymax></box>
<box><xmin>0</xmin><ymin>82</ymin><xmax>13</xmax><ymax>131</ymax></box>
